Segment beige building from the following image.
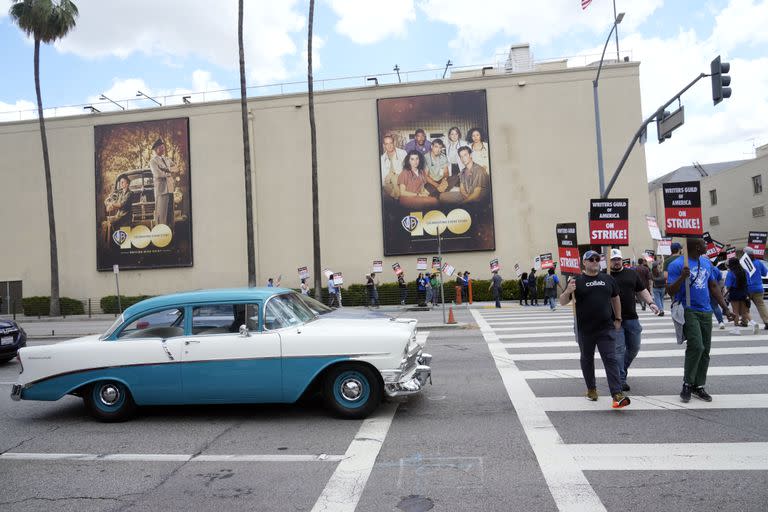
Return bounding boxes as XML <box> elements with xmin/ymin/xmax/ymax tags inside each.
<box><xmin>648</xmin><ymin>144</ymin><xmax>767</xmax><ymax>247</ymax></box>
<box><xmin>0</xmin><ymin>61</ymin><xmax>653</xmax><ymax>303</ymax></box>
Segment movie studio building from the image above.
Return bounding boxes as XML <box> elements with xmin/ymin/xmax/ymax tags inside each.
<box><xmin>0</xmin><ymin>53</ymin><xmax>654</xmax><ymax>307</ymax></box>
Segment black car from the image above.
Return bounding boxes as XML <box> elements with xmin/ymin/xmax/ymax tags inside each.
<box><xmin>0</xmin><ymin>319</ymin><xmax>26</xmax><ymax>363</ymax></box>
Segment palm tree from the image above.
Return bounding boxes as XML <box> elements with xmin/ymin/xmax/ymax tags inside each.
<box><xmin>307</xmin><ymin>0</ymin><xmax>322</xmax><ymax>300</ymax></box>
<box><xmin>238</xmin><ymin>0</ymin><xmax>256</xmax><ymax>287</ymax></box>
<box><xmin>10</xmin><ymin>0</ymin><xmax>79</xmax><ymax>317</ymax></box>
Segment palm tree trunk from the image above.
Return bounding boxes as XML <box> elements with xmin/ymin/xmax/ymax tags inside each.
<box><xmin>34</xmin><ymin>38</ymin><xmax>60</xmax><ymax>316</ymax></box>
<box><xmin>238</xmin><ymin>0</ymin><xmax>256</xmax><ymax>287</ymax></box>
<box><xmin>308</xmin><ymin>0</ymin><xmax>322</xmax><ymax>301</ymax></box>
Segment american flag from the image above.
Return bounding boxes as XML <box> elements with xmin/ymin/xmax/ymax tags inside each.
<box><xmin>582</xmin><ymin>0</ymin><xmax>592</xmax><ymax>9</ymax></box>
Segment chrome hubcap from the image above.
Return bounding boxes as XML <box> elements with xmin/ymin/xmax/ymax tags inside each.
<box><xmin>340</xmin><ymin>379</ymin><xmax>363</xmax><ymax>401</ymax></box>
<box><xmin>99</xmin><ymin>385</ymin><xmax>120</xmax><ymax>406</ymax></box>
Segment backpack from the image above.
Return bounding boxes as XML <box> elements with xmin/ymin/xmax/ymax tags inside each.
<box><xmin>544</xmin><ymin>274</ymin><xmax>556</xmax><ymax>290</ymax></box>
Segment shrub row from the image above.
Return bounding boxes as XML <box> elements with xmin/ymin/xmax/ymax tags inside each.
<box><xmin>22</xmin><ymin>296</ymin><xmax>85</xmax><ymax>316</ymax></box>
<box><xmin>100</xmin><ymin>295</ymin><xmax>155</xmax><ymax>314</ymax></box>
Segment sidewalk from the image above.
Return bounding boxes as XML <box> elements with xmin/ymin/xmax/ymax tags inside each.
<box><xmin>3</xmin><ymin>301</ymin><xmax>547</xmax><ymax>340</ymax></box>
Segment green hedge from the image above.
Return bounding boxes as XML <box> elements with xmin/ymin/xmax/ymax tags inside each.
<box><xmin>100</xmin><ymin>295</ymin><xmax>154</xmax><ymax>314</ymax></box>
<box><xmin>22</xmin><ymin>296</ymin><xmax>85</xmax><ymax>316</ymax></box>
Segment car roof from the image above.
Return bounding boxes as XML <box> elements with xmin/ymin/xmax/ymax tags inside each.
<box><xmin>123</xmin><ymin>287</ymin><xmax>291</xmax><ymax>317</ymax></box>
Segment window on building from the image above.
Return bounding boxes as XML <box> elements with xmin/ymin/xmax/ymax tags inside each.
<box><xmin>753</xmin><ymin>175</ymin><xmax>763</xmax><ymax>194</ymax></box>
<box><xmin>753</xmin><ymin>206</ymin><xmax>765</xmax><ymax>218</ymax></box>
<box><xmin>709</xmin><ymin>189</ymin><xmax>717</xmax><ymax>205</ymax></box>
<box><xmin>709</xmin><ymin>216</ymin><xmax>719</xmax><ymax>226</ymax></box>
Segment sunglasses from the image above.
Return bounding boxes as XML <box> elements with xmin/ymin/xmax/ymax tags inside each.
<box><xmin>585</xmin><ymin>257</ymin><xmax>601</xmax><ymax>262</ymax></box>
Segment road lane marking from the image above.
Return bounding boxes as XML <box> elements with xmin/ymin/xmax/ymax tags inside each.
<box><xmin>570</xmin><ymin>442</ymin><xmax>768</xmax><ymax>470</ymax></box>
<box><xmin>539</xmin><ymin>393</ymin><xmax>768</xmax><ymax>411</ymax></box>
<box><xmin>503</xmin><ymin>337</ymin><xmax>768</xmax><ymax>349</ymax></box>
<box><xmin>520</xmin><ymin>365</ymin><xmax>768</xmax><ymax>379</ymax></box>
<box><xmin>471</xmin><ymin>309</ymin><xmax>607</xmax><ymax>512</ymax></box>
<box><xmin>506</xmin><ymin>346</ymin><xmax>768</xmax><ymax>360</ymax></box>
<box><xmin>311</xmin><ymin>402</ymin><xmax>398</xmax><ymax>512</ymax></box>
<box><xmin>0</xmin><ymin>453</ymin><xmax>345</xmax><ymax>462</ymax></box>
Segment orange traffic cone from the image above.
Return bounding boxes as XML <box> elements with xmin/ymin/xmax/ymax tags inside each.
<box><xmin>447</xmin><ymin>306</ymin><xmax>457</xmax><ymax>324</ymax></box>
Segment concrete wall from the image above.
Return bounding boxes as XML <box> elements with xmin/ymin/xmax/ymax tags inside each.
<box><xmin>0</xmin><ymin>63</ymin><xmax>653</xmax><ymax>299</ymax></box>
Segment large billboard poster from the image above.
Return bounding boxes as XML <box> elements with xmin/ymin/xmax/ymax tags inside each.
<box><xmin>95</xmin><ymin>118</ymin><xmax>193</xmax><ymax>271</ymax></box>
<box><xmin>377</xmin><ymin>90</ymin><xmax>495</xmax><ymax>255</ymax></box>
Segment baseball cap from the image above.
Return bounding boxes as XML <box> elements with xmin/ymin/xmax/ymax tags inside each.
<box><xmin>610</xmin><ymin>248</ymin><xmax>623</xmax><ymax>260</ymax></box>
<box><xmin>671</xmin><ymin>242</ymin><xmax>683</xmax><ymax>252</ymax></box>
<box><xmin>744</xmin><ymin>246</ymin><xmax>755</xmax><ymax>255</ymax></box>
<box><xmin>582</xmin><ymin>250</ymin><xmax>600</xmax><ymax>261</ymax></box>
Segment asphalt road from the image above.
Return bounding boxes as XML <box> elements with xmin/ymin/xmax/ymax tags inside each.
<box><xmin>1</xmin><ymin>304</ymin><xmax>767</xmax><ymax>511</ymax></box>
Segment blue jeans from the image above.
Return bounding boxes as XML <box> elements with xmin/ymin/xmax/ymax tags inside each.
<box><xmin>653</xmin><ymin>287</ymin><xmax>665</xmax><ymax>312</ymax></box>
<box><xmin>613</xmin><ymin>318</ymin><xmax>643</xmax><ymax>384</ymax></box>
<box><xmin>710</xmin><ymin>297</ymin><xmax>723</xmax><ymax>324</ymax></box>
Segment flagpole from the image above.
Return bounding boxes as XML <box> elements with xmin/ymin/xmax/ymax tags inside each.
<box><xmin>613</xmin><ymin>0</ymin><xmax>620</xmax><ymax>61</ymax></box>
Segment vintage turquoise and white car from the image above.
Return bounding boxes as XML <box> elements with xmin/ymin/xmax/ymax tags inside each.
<box><xmin>11</xmin><ymin>288</ymin><xmax>431</xmax><ymax>421</ymax></box>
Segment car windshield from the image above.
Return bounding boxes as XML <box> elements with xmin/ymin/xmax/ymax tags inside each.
<box><xmin>264</xmin><ymin>293</ymin><xmax>316</xmax><ymax>330</ymax></box>
<box><xmin>101</xmin><ymin>314</ymin><xmax>125</xmax><ymax>339</ymax></box>
<box><xmin>297</xmin><ymin>294</ymin><xmax>333</xmax><ymax>315</ymax></box>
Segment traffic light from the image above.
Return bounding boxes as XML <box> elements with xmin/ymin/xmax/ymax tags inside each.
<box><xmin>657</xmin><ymin>110</ymin><xmax>672</xmax><ymax>143</ymax></box>
<box><xmin>710</xmin><ymin>55</ymin><xmax>731</xmax><ymax>106</ymax></box>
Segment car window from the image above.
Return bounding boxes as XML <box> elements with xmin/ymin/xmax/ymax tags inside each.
<box><xmin>264</xmin><ymin>293</ymin><xmax>315</xmax><ymax>330</ymax></box>
<box><xmin>297</xmin><ymin>294</ymin><xmax>332</xmax><ymax>315</ymax></box>
<box><xmin>118</xmin><ymin>308</ymin><xmax>184</xmax><ymax>339</ymax></box>
<box><xmin>191</xmin><ymin>303</ymin><xmax>260</xmax><ymax>335</ymax></box>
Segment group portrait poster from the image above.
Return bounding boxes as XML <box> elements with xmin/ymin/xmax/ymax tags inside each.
<box><xmin>377</xmin><ymin>90</ymin><xmax>496</xmax><ymax>256</ymax></box>
<box><xmin>94</xmin><ymin>117</ymin><xmax>193</xmax><ymax>271</ymax></box>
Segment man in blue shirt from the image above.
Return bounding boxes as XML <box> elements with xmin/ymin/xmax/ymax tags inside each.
<box><xmin>744</xmin><ymin>246</ymin><xmax>768</xmax><ymax>330</ymax></box>
<box><xmin>667</xmin><ymin>238</ymin><xmax>734</xmax><ymax>403</ymax></box>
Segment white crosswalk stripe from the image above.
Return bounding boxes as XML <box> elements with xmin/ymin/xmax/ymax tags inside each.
<box><xmin>472</xmin><ymin>305</ymin><xmax>768</xmax><ymax>511</ymax></box>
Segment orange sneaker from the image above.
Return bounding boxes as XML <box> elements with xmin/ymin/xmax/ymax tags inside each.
<box><xmin>611</xmin><ymin>392</ymin><xmax>631</xmax><ymax>409</ymax></box>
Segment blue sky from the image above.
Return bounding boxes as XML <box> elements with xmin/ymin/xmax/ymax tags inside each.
<box><xmin>1</xmin><ymin>0</ymin><xmax>767</xmax><ymax>179</ymax></box>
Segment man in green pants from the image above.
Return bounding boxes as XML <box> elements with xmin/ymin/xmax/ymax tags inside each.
<box><xmin>666</xmin><ymin>238</ymin><xmax>734</xmax><ymax>402</ymax></box>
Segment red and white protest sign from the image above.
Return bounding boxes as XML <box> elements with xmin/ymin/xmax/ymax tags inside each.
<box><xmin>490</xmin><ymin>258</ymin><xmax>500</xmax><ymax>272</ymax></box>
<box><xmin>657</xmin><ymin>238</ymin><xmax>672</xmax><ymax>256</ymax></box>
<box><xmin>748</xmin><ymin>231</ymin><xmax>767</xmax><ymax>260</ymax></box>
<box><xmin>662</xmin><ymin>181</ymin><xmax>703</xmax><ymax>236</ymax></box>
<box><xmin>392</xmin><ymin>262</ymin><xmax>403</xmax><ymax>275</ymax></box>
<box><xmin>726</xmin><ymin>246</ymin><xmax>737</xmax><ymax>259</ymax></box>
<box><xmin>297</xmin><ymin>266</ymin><xmax>310</xmax><ymax>280</ymax></box>
<box><xmin>702</xmin><ymin>232</ymin><xmax>725</xmax><ymax>261</ymax></box>
<box><xmin>540</xmin><ymin>253</ymin><xmax>554</xmax><ymax>270</ymax></box>
<box><xmin>646</xmin><ymin>215</ymin><xmax>662</xmax><ymax>240</ymax></box>
<box><xmin>556</xmin><ymin>223</ymin><xmax>580</xmax><ymax>275</ymax></box>
<box><xmin>589</xmin><ymin>199</ymin><xmax>629</xmax><ymax>245</ymax></box>
<box><xmin>372</xmin><ymin>260</ymin><xmax>383</xmax><ymax>273</ymax></box>
<box><xmin>416</xmin><ymin>257</ymin><xmax>428</xmax><ymax>271</ymax></box>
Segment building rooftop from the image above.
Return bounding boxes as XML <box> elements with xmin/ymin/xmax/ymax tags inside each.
<box><xmin>648</xmin><ymin>159</ymin><xmax>752</xmax><ymax>191</ymax></box>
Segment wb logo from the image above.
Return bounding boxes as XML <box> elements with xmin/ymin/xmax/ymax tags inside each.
<box><xmin>112</xmin><ymin>230</ymin><xmax>128</xmax><ymax>246</ymax></box>
<box><xmin>401</xmin><ymin>216</ymin><xmax>419</xmax><ymax>232</ymax></box>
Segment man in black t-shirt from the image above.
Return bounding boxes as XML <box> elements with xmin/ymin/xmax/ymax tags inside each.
<box><xmin>609</xmin><ymin>249</ymin><xmax>659</xmax><ymax>392</ymax></box>
<box><xmin>560</xmin><ymin>250</ymin><xmax>630</xmax><ymax>409</ymax></box>
<box><xmin>366</xmin><ymin>273</ymin><xmax>379</xmax><ymax>308</ymax></box>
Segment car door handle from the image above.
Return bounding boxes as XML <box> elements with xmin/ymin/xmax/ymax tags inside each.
<box><xmin>184</xmin><ymin>340</ymin><xmax>200</xmax><ymax>345</ymax></box>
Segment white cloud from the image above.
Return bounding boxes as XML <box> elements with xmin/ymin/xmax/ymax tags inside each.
<box><xmin>419</xmin><ymin>0</ymin><xmax>663</xmax><ymax>61</ymax></box>
<box><xmin>300</xmin><ymin>35</ymin><xmax>326</xmax><ymax>73</ymax></box>
<box><xmin>709</xmin><ymin>0</ymin><xmax>768</xmax><ymax>51</ymax></box>
<box><xmin>328</xmin><ymin>0</ymin><xmax>416</xmax><ymax>44</ymax></box>
<box><xmin>0</xmin><ymin>99</ymin><xmax>36</xmax><ymax>122</ymax></box>
<box><xmin>50</xmin><ymin>0</ymin><xmax>305</xmax><ymax>85</ymax></box>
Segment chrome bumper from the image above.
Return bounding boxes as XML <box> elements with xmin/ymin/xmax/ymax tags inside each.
<box><xmin>384</xmin><ymin>353</ymin><xmax>432</xmax><ymax>398</ymax></box>
<box><xmin>10</xmin><ymin>384</ymin><xmax>22</xmax><ymax>401</ymax></box>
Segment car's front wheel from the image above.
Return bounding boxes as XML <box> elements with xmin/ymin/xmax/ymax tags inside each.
<box><xmin>322</xmin><ymin>364</ymin><xmax>382</xmax><ymax>419</ymax></box>
<box><xmin>83</xmin><ymin>380</ymin><xmax>136</xmax><ymax>422</ymax></box>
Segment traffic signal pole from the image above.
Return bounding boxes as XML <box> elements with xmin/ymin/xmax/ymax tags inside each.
<box><xmin>602</xmin><ymin>72</ymin><xmax>708</xmax><ymax>199</ymax></box>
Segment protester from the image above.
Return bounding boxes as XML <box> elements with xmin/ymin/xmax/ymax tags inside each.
<box><xmin>430</xmin><ymin>272</ymin><xmax>441</xmax><ymax>305</ymax></box>
<box><xmin>609</xmin><ymin>249</ymin><xmax>660</xmax><ymax>392</ymax></box>
<box><xmin>710</xmin><ymin>266</ymin><xmax>726</xmax><ymax>330</ymax></box>
<box><xmin>425</xmin><ymin>272</ymin><xmax>433</xmax><ymax>306</ymax></box>
<box><xmin>519</xmin><ymin>272</ymin><xmax>529</xmax><ymax>306</ymax></box>
<box><xmin>667</xmin><ymin>238</ymin><xmax>734</xmax><ymax>403</ymax></box>
<box><xmin>463</xmin><ymin>271</ymin><xmax>471</xmax><ymax>302</ymax></box>
<box><xmin>300</xmin><ymin>278</ymin><xmax>309</xmax><ymax>296</ymax></box>
<box><xmin>528</xmin><ymin>269</ymin><xmax>538</xmax><ymax>306</ymax></box>
<box><xmin>635</xmin><ymin>258</ymin><xmax>652</xmax><ymax>311</ymax></box>
<box><xmin>744</xmin><ymin>246</ymin><xmax>768</xmax><ymax>330</ymax></box>
<box><xmin>651</xmin><ymin>261</ymin><xmax>666</xmax><ymax>316</ymax></box>
<box><xmin>365</xmin><ymin>273</ymin><xmax>380</xmax><ymax>308</ymax></box>
<box><xmin>417</xmin><ymin>273</ymin><xmax>427</xmax><ymax>305</ymax></box>
<box><xmin>455</xmin><ymin>271</ymin><xmax>465</xmax><ymax>302</ymax></box>
<box><xmin>327</xmin><ymin>276</ymin><xmax>339</xmax><ymax>308</ymax></box>
<box><xmin>490</xmin><ymin>270</ymin><xmax>503</xmax><ymax>308</ymax></box>
<box><xmin>726</xmin><ymin>256</ymin><xmax>752</xmax><ymax>334</ymax></box>
<box><xmin>398</xmin><ymin>272</ymin><xmax>407</xmax><ymax>305</ymax></box>
<box><xmin>559</xmin><ymin>250</ymin><xmax>630</xmax><ymax>409</ymax></box>
<box><xmin>543</xmin><ymin>268</ymin><xmax>560</xmax><ymax>311</ymax></box>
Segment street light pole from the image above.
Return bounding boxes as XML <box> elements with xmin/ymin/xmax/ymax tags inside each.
<box><xmin>593</xmin><ymin>11</ymin><xmax>625</xmax><ymax>197</ymax></box>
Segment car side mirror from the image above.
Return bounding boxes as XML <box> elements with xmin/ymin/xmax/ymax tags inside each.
<box><xmin>239</xmin><ymin>324</ymin><xmax>250</xmax><ymax>337</ymax></box>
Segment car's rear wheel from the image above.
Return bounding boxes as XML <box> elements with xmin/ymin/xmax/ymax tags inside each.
<box><xmin>322</xmin><ymin>364</ymin><xmax>381</xmax><ymax>419</ymax></box>
<box><xmin>83</xmin><ymin>380</ymin><xmax>136</xmax><ymax>422</ymax></box>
